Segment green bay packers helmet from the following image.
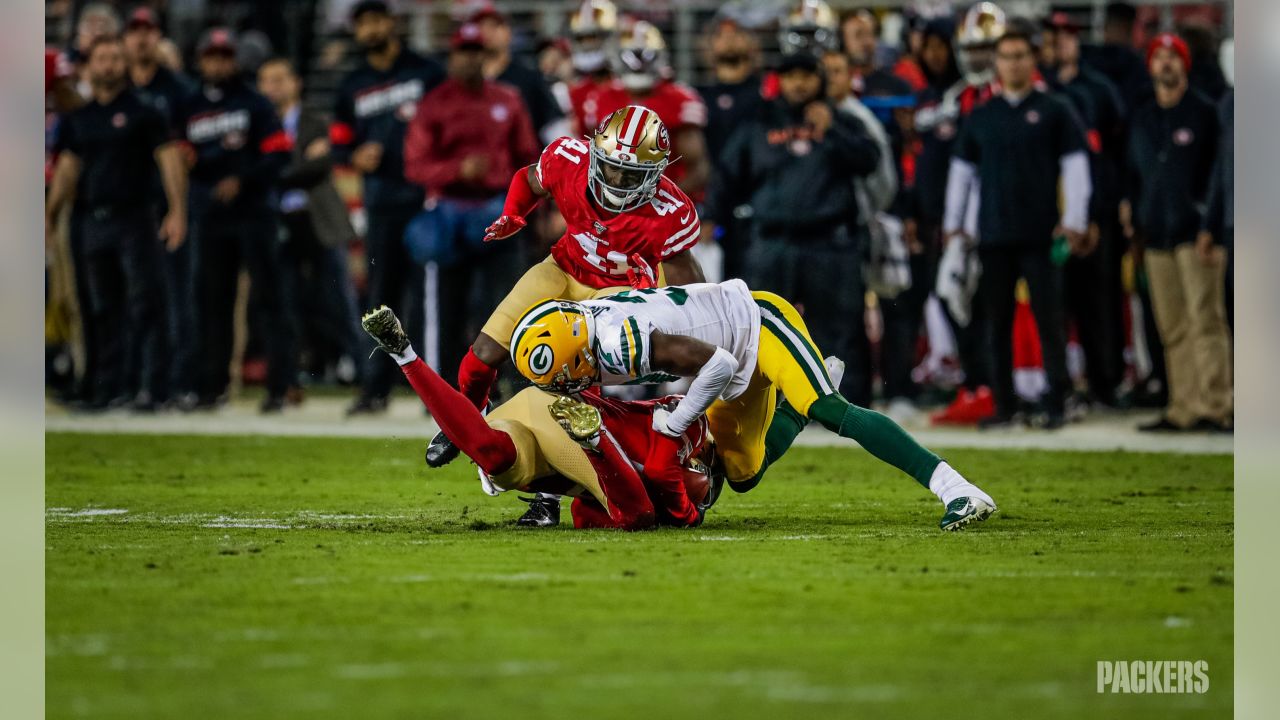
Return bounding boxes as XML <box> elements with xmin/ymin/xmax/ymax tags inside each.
<box><xmin>510</xmin><ymin>299</ymin><xmax>598</xmax><ymax>394</ymax></box>
<box><xmin>588</xmin><ymin>104</ymin><xmax>671</xmax><ymax>212</ymax></box>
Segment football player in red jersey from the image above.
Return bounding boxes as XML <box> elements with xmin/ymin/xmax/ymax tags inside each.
<box><xmin>583</xmin><ymin>19</ymin><xmax>710</xmax><ymax>198</ymax></box>
<box><xmin>424</xmin><ymin>105</ymin><xmax>705</xmax><ymax>473</ymax></box>
<box><xmin>361</xmin><ymin>304</ymin><xmax>716</xmax><ymax>530</ymax></box>
<box><xmin>565</xmin><ymin>0</ymin><xmax>620</xmax><ymax>135</ymax></box>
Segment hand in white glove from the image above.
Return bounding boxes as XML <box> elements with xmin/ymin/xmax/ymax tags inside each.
<box><xmin>651</xmin><ymin>407</ymin><xmax>683</xmax><ymax>438</ymax></box>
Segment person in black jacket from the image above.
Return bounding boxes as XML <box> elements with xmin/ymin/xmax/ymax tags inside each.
<box><xmin>178</xmin><ymin>28</ymin><xmax>294</xmax><ymax>411</ymax></box>
<box><xmin>45</xmin><ymin>35</ymin><xmax>188</xmax><ymax>411</ymax></box>
<box><xmin>943</xmin><ymin>30</ymin><xmax>1092</xmax><ymax>430</ymax></box>
<box><xmin>124</xmin><ymin>5</ymin><xmax>200</xmax><ymax>409</ymax></box>
<box><xmin>696</xmin><ymin>13</ymin><xmax>765</xmax><ymax>282</ymax></box>
<box><xmin>330</xmin><ymin>0</ymin><xmax>445</xmax><ymax>415</ymax></box>
<box><xmin>1123</xmin><ymin>34</ymin><xmax>1231</xmax><ymax>433</ymax></box>
<box><xmin>1041</xmin><ymin>12</ymin><xmax>1127</xmax><ymax>408</ymax></box>
<box><xmin>258</xmin><ymin>57</ymin><xmax>362</xmax><ymax>402</ymax></box>
<box><xmin>706</xmin><ymin>51</ymin><xmax>881</xmax><ymax>404</ymax></box>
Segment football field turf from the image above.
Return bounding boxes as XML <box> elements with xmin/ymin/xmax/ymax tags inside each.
<box><xmin>46</xmin><ymin>432</ymin><xmax>1233</xmax><ymax>719</ymax></box>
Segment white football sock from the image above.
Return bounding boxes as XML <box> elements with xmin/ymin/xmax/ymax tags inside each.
<box><xmin>391</xmin><ymin>345</ymin><xmax>418</xmax><ymax>366</ymax></box>
<box><xmin>928</xmin><ymin>462</ymin><xmax>994</xmax><ymax>507</ymax></box>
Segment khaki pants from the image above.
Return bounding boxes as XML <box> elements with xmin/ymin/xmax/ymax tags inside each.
<box><xmin>1145</xmin><ymin>244</ymin><xmax>1233</xmax><ymax>426</ymax></box>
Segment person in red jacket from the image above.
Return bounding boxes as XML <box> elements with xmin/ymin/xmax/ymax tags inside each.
<box><xmin>401</xmin><ymin>23</ymin><xmax>540</xmax><ymax>379</ymax></box>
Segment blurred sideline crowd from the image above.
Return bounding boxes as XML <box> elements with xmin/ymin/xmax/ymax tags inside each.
<box><xmin>44</xmin><ymin>0</ymin><xmax>1234</xmax><ymax>433</ymax></box>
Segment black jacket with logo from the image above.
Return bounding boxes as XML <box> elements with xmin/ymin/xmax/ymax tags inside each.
<box><xmin>708</xmin><ymin>97</ymin><xmax>880</xmax><ymax>234</ymax></box>
<box><xmin>178</xmin><ymin>78</ymin><xmax>289</xmax><ymax>215</ymax></box>
<box><xmin>954</xmin><ymin>90</ymin><xmax>1088</xmax><ymax>247</ymax></box>
<box><xmin>56</xmin><ymin>89</ymin><xmax>170</xmax><ymax>210</ymax></box>
<box><xmin>1126</xmin><ymin>89</ymin><xmax>1219</xmax><ymax>249</ymax></box>
<box><xmin>331</xmin><ymin>49</ymin><xmax>444</xmax><ymax>209</ymax></box>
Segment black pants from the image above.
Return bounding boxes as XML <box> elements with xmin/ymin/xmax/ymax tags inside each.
<box><xmin>360</xmin><ymin>203</ymin><xmax>424</xmax><ymax>399</ymax></box>
<box><xmin>748</xmin><ymin>227</ymin><xmax>872</xmax><ymax>406</ymax></box>
<box><xmin>193</xmin><ymin>206</ymin><xmax>296</xmax><ymax>399</ymax></box>
<box><xmin>879</xmin><ymin>239</ymin><xmax>934</xmax><ymax>401</ymax></box>
<box><xmin>280</xmin><ymin>212</ymin><xmax>362</xmax><ymax>379</ymax></box>
<box><xmin>1063</xmin><ymin>239</ymin><xmax>1119</xmax><ymax>403</ymax></box>
<box><xmin>67</xmin><ymin>208</ymin><xmax>98</xmax><ymax>401</ymax></box>
<box><xmin>80</xmin><ymin>207</ymin><xmax>165</xmax><ymax>403</ymax></box>
<box><xmin>161</xmin><ymin>226</ymin><xmax>199</xmax><ymax>399</ymax></box>
<box><xmin>978</xmin><ymin>243</ymin><xmax>1070</xmax><ymax>416</ymax></box>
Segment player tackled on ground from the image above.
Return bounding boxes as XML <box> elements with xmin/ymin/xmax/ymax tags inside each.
<box><xmin>510</xmin><ymin>281</ymin><xmax>999</xmax><ymax>531</ymax></box>
<box><xmin>361</xmin><ymin>305</ymin><xmax>719</xmax><ymax>530</ymax></box>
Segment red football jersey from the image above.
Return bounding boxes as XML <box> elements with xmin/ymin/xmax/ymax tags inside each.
<box><xmin>587</xmin><ymin>79</ymin><xmax>707</xmax><ymax>188</ymax></box>
<box><xmin>536</xmin><ymin>136</ymin><xmax>700</xmax><ymax>289</ymax></box>
<box><xmin>568</xmin><ymin>77</ymin><xmax>608</xmax><ymax>137</ymax></box>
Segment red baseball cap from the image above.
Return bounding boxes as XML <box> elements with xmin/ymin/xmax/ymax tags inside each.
<box><xmin>1043</xmin><ymin>12</ymin><xmax>1082</xmax><ymax>35</ymax></box>
<box><xmin>127</xmin><ymin>7</ymin><xmax>159</xmax><ymax>30</ymax></box>
<box><xmin>198</xmin><ymin>27</ymin><xmax>237</xmax><ymax>56</ymax></box>
<box><xmin>1146</xmin><ymin>32</ymin><xmax>1191</xmax><ymax>71</ymax></box>
<box><xmin>451</xmin><ymin>22</ymin><xmax>486</xmax><ymax>51</ymax></box>
<box><xmin>469</xmin><ymin>3</ymin><xmax>505</xmax><ymax>24</ymax></box>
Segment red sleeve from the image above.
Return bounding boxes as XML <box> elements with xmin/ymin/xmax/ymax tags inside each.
<box><xmin>535</xmin><ymin>136</ymin><xmax>589</xmax><ymax>198</ymax></box>
<box><xmin>655</xmin><ymin>187</ymin><xmax>701</xmax><ymax>259</ymax></box>
<box><xmin>404</xmin><ymin>94</ymin><xmax>465</xmax><ymax>192</ymax></box>
<box><xmin>670</xmin><ymin>82</ymin><xmax>708</xmax><ymax>130</ymax></box>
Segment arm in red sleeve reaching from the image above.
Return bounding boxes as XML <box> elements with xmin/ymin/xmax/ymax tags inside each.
<box><xmin>483</xmin><ymin>165</ymin><xmax>547</xmax><ymax>242</ymax></box>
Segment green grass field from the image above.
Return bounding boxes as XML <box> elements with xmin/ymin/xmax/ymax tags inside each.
<box><xmin>46</xmin><ymin>432</ymin><xmax>1233</xmax><ymax>719</ymax></box>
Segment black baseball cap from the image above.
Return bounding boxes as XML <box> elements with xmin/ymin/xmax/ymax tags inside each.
<box><xmin>351</xmin><ymin>0</ymin><xmax>392</xmax><ymax>23</ymax></box>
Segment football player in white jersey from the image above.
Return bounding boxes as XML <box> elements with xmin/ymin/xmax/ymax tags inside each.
<box><xmin>510</xmin><ymin>281</ymin><xmax>999</xmax><ymax>531</ymax></box>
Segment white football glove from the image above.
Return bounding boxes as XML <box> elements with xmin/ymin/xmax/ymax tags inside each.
<box><xmin>651</xmin><ymin>407</ymin><xmax>683</xmax><ymax>438</ymax></box>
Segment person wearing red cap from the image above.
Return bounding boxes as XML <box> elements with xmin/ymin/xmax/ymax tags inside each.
<box><xmin>1121</xmin><ymin>33</ymin><xmax>1231</xmax><ymax>433</ymax></box>
<box><xmin>401</xmin><ymin>23</ymin><xmax>540</xmax><ymax>389</ymax></box>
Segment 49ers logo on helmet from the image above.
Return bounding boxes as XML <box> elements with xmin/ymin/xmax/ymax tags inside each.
<box><xmin>656</xmin><ymin>124</ymin><xmax>670</xmax><ymax>152</ymax></box>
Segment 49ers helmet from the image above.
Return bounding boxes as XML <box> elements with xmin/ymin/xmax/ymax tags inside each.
<box><xmin>956</xmin><ymin>2</ymin><xmax>1006</xmax><ymax>82</ymax></box>
<box><xmin>569</xmin><ymin>0</ymin><xmax>619</xmax><ymax>74</ymax></box>
<box><xmin>778</xmin><ymin>0</ymin><xmax>838</xmax><ymax>56</ymax></box>
<box><xmin>617</xmin><ymin>18</ymin><xmax>668</xmax><ymax>93</ymax></box>
<box><xmin>588</xmin><ymin>105</ymin><xmax>671</xmax><ymax>212</ymax></box>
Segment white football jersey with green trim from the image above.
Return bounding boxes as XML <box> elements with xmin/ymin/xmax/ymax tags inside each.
<box><xmin>585</xmin><ymin>280</ymin><xmax>761</xmax><ymax>400</ymax></box>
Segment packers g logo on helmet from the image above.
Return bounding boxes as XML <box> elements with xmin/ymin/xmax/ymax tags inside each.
<box><xmin>511</xmin><ymin>300</ymin><xmax>598</xmax><ymax>394</ymax></box>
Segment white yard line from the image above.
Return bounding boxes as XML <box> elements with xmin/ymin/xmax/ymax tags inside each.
<box><xmin>45</xmin><ymin>398</ymin><xmax>1232</xmax><ymax>455</ymax></box>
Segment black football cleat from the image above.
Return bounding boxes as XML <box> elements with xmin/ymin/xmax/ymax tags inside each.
<box><xmin>360</xmin><ymin>305</ymin><xmax>410</xmax><ymax>355</ymax></box>
<box><xmin>516</xmin><ymin>494</ymin><xmax>561</xmax><ymax>527</ymax></box>
<box><xmin>424</xmin><ymin>430</ymin><xmax>461</xmax><ymax>468</ymax></box>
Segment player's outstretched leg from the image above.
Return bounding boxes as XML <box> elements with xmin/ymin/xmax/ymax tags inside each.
<box><xmin>806</xmin><ymin>394</ymin><xmax>997</xmax><ymax>530</ymax></box>
<box><xmin>752</xmin><ymin>291</ymin><xmax>997</xmax><ymax>530</ymax></box>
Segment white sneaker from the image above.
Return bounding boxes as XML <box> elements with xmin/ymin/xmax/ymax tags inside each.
<box><xmin>885</xmin><ymin>397</ymin><xmax>921</xmax><ymax>426</ymax></box>
<box><xmin>823</xmin><ymin>356</ymin><xmax>846</xmax><ymax>390</ymax></box>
